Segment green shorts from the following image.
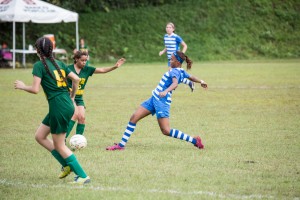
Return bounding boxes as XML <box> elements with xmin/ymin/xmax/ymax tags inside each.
<box><xmin>42</xmin><ymin>93</ymin><xmax>75</xmax><ymax>134</ymax></box>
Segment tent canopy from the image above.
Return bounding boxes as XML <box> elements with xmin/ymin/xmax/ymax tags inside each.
<box><xmin>0</xmin><ymin>0</ymin><xmax>79</xmax><ymax>69</ymax></box>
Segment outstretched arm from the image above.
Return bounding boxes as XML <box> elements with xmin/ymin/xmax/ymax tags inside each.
<box><xmin>14</xmin><ymin>75</ymin><xmax>41</xmax><ymax>94</ymax></box>
<box><xmin>94</xmin><ymin>58</ymin><xmax>126</xmax><ymax>74</ymax></box>
<box><xmin>188</xmin><ymin>75</ymin><xmax>208</xmax><ymax>89</ymax></box>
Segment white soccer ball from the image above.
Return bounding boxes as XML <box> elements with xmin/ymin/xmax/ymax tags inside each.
<box><xmin>69</xmin><ymin>135</ymin><xmax>87</xmax><ymax>150</ymax></box>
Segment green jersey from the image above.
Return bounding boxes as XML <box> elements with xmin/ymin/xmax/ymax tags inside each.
<box><xmin>67</xmin><ymin>64</ymin><xmax>96</xmax><ymax>103</ymax></box>
<box><xmin>32</xmin><ymin>59</ymin><xmax>74</xmax><ymax>133</ymax></box>
<box><xmin>32</xmin><ymin>59</ymin><xmax>71</xmax><ymax>100</ymax></box>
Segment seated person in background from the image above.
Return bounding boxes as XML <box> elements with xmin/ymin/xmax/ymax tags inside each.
<box><xmin>1</xmin><ymin>42</ymin><xmax>13</xmax><ymax>61</ymax></box>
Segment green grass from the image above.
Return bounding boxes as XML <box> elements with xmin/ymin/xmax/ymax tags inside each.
<box><xmin>0</xmin><ymin>60</ymin><xmax>299</xmax><ymax>199</ymax></box>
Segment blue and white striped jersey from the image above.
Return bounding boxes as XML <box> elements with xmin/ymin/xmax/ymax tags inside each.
<box><xmin>152</xmin><ymin>68</ymin><xmax>190</xmax><ymax>105</ymax></box>
<box><xmin>163</xmin><ymin>33</ymin><xmax>183</xmax><ymax>60</ymax></box>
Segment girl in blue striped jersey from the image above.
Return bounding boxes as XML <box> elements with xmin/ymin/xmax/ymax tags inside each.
<box><xmin>106</xmin><ymin>51</ymin><xmax>208</xmax><ymax>151</ymax></box>
<box><xmin>159</xmin><ymin>22</ymin><xmax>195</xmax><ymax>92</ymax></box>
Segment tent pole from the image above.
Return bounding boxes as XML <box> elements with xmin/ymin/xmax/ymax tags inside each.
<box><xmin>22</xmin><ymin>22</ymin><xmax>26</xmax><ymax>67</ymax></box>
<box><xmin>76</xmin><ymin>20</ymin><xmax>79</xmax><ymax>50</ymax></box>
<box><xmin>13</xmin><ymin>21</ymin><xmax>16</xmax><ymax>70</ymax></box>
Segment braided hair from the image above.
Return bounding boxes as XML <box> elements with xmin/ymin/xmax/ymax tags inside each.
<box><xmin>176</xmin><ymin>51</ymin><xmax>193</xmax><ymax>70</ymax></box>
<box><xmin>35</xmin><ymin>37</ymin><xmax>68</xmax><ymax>88</ymax></box>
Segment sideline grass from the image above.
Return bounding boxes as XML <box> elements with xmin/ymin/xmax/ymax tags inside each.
<box><xmin>0</xmin><ymin>60</ymin><xmax>299</xmax><ymax>199</ymax></box>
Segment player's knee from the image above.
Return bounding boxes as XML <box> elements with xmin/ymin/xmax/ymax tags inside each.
<box><xmin>160</xmin><ymin>127</ymin><xmax>170</xmax><ymax>136</ymax></box>
<box><xmin>129</xmin><ymin>114</ymin><xmax>139</xmax><ymax>124</ymax></box>
<box><xmin>35</xmin><ymin>132</ymin><xmax>44</xmax><ymax>143</ymax></box>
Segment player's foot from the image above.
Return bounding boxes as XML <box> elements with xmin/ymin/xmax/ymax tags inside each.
<box><xmin>69</xmin><ymin>176</ymin><xmax>91</xmax><ymax>185</ymax></box>
<box><xmin>189</xmin><ymin>81</ymin><xmax>195</xmax><ymax>92</ymax></box>
<box><xmin>194</xmin><ymin>136</ymin><xmax>204</xmax><ymax>149</ymax></box>
<box><xmin>59</xmin><ymin>166</ymin><xmax>72</xmax><ymax>179</ymax></box>
<box><xmin>106</xmin><ymin>143</ymin><xmax>125</xmax><ymax>151</ymax></box>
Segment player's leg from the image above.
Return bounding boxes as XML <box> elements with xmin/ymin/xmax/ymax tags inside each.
<box><xmin>157</xmin><ymin>118</ymin><xmax>204</xmax><ymax>149</ymax></box>
<box><xmin>106</xmin><ymin>105</ymin><xmax>152</xmax><ymax>151</ymax></box>
<box><xmin>34</xmin><ymin>123</ymin><xmax>72</xmax><ymax>178</ymax></box>
<box><xmin>76</xmin><ymin>105</ymin><xmax>85</xmax><ymax>135</ymax></box>
<box><xmin>66</xmin><ymin>105</ymin><xmax>79</xmax><ymax>139</ymax></box>
<box><xmin>52</xmin><ymin>133</ymin><xmax>90</xmax><ymax>184</ymax></box>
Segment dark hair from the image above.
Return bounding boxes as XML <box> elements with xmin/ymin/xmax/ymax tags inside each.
<box><xmin>72</xmin><ymin>50</ymin><xmax>88</xmax><ymax>64</ymax></box>
<box><xmin>35</xmin><ymin>37</ymin><xmax>68</xmax><ymax>89</ymax></box>
<box><xmin>176</xmin><ymin>51</ymin><xmax>193</xmax><ymax>70</ymax></box>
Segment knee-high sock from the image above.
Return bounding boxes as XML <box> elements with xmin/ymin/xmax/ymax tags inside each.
<box><xmin>119</xmin><ymin>122</ymin><xmax>136</xmax><ymax>147</ymax></box>
<box><xmin>65</xmin><ymin>154</ymin><xmax>87</xmax><ymax>178</ymax></box>
<box><xmin>51</xmin><ymin>149</ymin><xmax>67</xmax><ymax>167</ymax></box>
<box><xmin>169</xmin><ymin>129</ymin><xmax>197</xmax><ymax>145</ymax></box>
<box><xmin>76</xmin><ymin>123</ymin><xmax>85</xmax><ymax>135</ymax></box>
<box><xmin>66</xmin><ymin>120</ymin><xmax>76</xmax><ymax>138</ymax></box>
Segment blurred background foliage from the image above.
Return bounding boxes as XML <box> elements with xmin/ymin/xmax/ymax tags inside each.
<box><xmin>0</xmin><ymin>0</ymin><xmax>299</xmax><ymax>64</ymax></box>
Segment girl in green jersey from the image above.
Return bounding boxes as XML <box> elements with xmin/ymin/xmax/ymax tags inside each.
<box><xmin>66</xmin><ymin>50</ymin><xmax>126</xmax><ymax>139</ymax></box>
<box><xmin>14</xmin><ymin>37</ymin><xmax>90</xmax><ymax>185</ymax></box>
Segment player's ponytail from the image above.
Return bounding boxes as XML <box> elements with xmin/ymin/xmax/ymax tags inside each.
<box><xmin>176</xmin><ymin>51</ymin><xmax>193</xmax><ymax>70</ymax></box>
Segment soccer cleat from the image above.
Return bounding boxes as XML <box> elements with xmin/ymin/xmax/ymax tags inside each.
<box><xmin>189</xmin><ymin>81</ymin><xmax>195</xmax><ymax>92</ymax></box>
<box><xmin>106</xmin><ymin>143</ymin><xmax>125</xmax><ymax>151</ymax></box>
<box><xmin>70</xmin><ymin>176</ymin><xmax>91</xmax><ymax>185</ymax></box>
<box><xmin>194</xmin><ymin>136</ymin><xmax>204</xmax><ymax>149</ymax></box>
<box><xmin>59</xmin><ymin>166</ymin><xmax>72</xmax><ymax>179</ymax></box>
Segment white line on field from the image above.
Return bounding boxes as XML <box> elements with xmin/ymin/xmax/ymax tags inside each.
<box><xmin>100</xmin><ymin>85</ymin><xmax>300</xmax><ymax>89</ymax></box>
<box><xmin>0</xmin><ymin>179</ymin><xmax>276</xmax><ymax>199</ymax></box>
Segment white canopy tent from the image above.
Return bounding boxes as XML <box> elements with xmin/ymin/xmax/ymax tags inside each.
<box><xmin>0</xmin><ymin>0</ymin><xmax>79</xmax><ymax>69</ymax></box>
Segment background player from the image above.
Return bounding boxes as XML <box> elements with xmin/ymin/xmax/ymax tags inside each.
<box><xmin>66</xmin><ymin>50</ymin><xmax>126</xmax><ymax>140</ymax></box>
<box><xmin>159</xmin><ymin>22</ymin><xmax>195</xmax><ymax>92</ymax></box>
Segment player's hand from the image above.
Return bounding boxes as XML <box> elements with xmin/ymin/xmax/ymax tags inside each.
<box><xmin>159</xmin><ymin>91</ymin><xmax>167</xmax><ymax>97</ymax></box>
<box><xmin>115</xmin><ymin>58</ymin><xmax>126</xmax><ymax>68</ymax></box>
<box><xmin>14</xmin><ymin>80</ymin><xmax>25</xmax><ymax>90</ymax></box>
<box><xmin>200</xmin><ymin>80</ymin><xmax>208</xmax><ymax>89</ymax></box>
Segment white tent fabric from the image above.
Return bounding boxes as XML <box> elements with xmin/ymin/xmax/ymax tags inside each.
<box><xmin>0</xmin><ymin>0</ymin><xmax>79</xmax><ymax>69</ymax></box>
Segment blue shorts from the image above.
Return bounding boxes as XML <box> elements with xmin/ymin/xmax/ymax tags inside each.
<box><xmin>141</xmin><ymin>96</ymin><xmax>170</xmax><ymax>119</ymax></box>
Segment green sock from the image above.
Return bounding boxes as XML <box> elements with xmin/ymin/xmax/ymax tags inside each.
<box><xmin>76</xmin><ymin>123</ymin><xmax>85</xmax><ymax>135</ymax></box>
<box><xmin>51</xmin><ymin>150</ymin><xmax>67</xmax><ymax>167</ymax></box>
<box><xmin>65</xmin><ymin>154</ymin><xmax>87</xmax><ymax>178</ymax></box>
<box><xmin>66</xmin><ymin>120</ymin><xmax>76</xmax><ymax>138</ymax></box>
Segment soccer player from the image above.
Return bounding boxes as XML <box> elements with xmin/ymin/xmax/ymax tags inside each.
<box><xmin>159</xmin><ymin>22</ymin><xmax>195</xmax><ymax>92</ymax></box>
<box><xmin>106</xmin><ymin>51</ymin><xmax>207</xmax><ymax>151</ymax></box>
<box><xmin>79</xmin><ymin>38</ymin><xmax>90</xmax><ymax>65</ymax></box>
<box><xmin>66</xmin><ymin>50</ymin><xmax>126</xmax><ymax>139</ymax></box>
<box><xmin>14</xmin><ymin>37</ymin><xmax>90</xmax><ymax>184</ymax></box>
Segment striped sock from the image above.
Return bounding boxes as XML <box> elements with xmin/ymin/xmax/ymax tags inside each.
<box><xmin>169</xmin><ymin>129</ymin><xmax>196</xmax><ymax>145</ymax></box>
<box><xmin>183</xmin><ymin>78</ymin><xmax>191</xmax><ymax>85</ymax></box>
<box><xmin>119</xmin><ymin>122</ymin><xmax>136</xmax><ymax>147</ymax></box>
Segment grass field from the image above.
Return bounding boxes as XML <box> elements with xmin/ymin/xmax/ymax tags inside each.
<box><xmin>0</xmin><ymin>60</ymin><xmax>299</xmax><ymax>199</ymax></box>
